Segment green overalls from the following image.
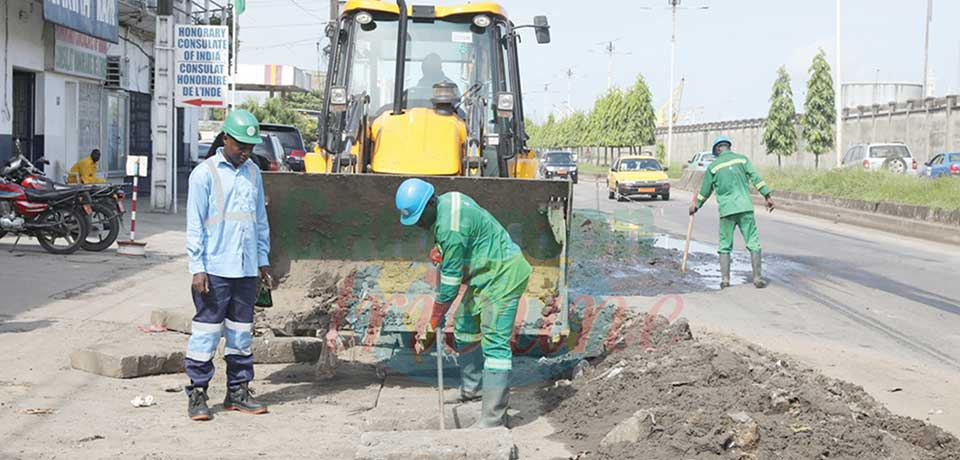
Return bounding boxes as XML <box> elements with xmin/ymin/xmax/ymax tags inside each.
<box><xmin>695</xmin><ymin>151</ymin><xmax>771</xmax><ymax>254</ymax></box>
<box><xmin>434</xmin><ymin>192</ymin><xmax>532</xmax><ymax>371</ymax></box>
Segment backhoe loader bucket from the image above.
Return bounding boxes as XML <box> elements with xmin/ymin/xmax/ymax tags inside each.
<box><xmin>262</xmin><ymin>173</ymin><xmax>572</xmax><ymax>350</ymax></box>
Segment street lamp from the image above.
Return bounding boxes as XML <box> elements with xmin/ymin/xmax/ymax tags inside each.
<box><xmin>665</xmin><ymin>0</ymin><xmax>708</xmax><ymax>167</ymax></box>
<box><xmin>835</xmin><ymin>0</ymin><xmax>843</xmax><ymax>167</ymax></box>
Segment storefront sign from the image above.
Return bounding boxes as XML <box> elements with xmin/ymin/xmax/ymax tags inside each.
<box><xmin>43</xmin><ymin>0</ymin><xmax>119</xmax><ymax>44</ymax></box>
<box><xmin>175</xmin><ymin>25</ymin><xmax>230</xmax><ymax>108</ymax></box>
<box><xmin>54</xmin><ymin>26</ymin><xmax>108</xmax><ymax>80</ymax></box>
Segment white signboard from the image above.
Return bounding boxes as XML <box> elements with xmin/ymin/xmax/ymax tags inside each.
<box><xmin>175</xmin><ymin>25</ymin><xmax>229</xmax><ymax>108</ymax></box>
<box><xmin>126</xmin><ymin>155</ymin><xmax>149</xmax><ymax>177</ymax></box>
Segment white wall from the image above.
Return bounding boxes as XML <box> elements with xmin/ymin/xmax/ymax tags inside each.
<box><xmin>108</xmin><ymin>27</ymin><xmax>154</xmax><ymax>94</ymax></box>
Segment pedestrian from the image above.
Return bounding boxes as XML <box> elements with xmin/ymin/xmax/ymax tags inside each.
<box><xmin>184</xmin><ymin>109</ymin><xmax>274</xmax><ymax>421</ymax></box>
<box><xmin>395</xmin><ymin>178</ymin><xmax>531</xmax><ymax>428</ymax></box>
<box><xmin>690</xmin><ymin>136</ymin><xmax>775</xmax><ymax>289</ymax></box>
<box><xmin>66</xmin><ymin>149</ymin><xmax>106</xmax><ymax>184</ymax></box>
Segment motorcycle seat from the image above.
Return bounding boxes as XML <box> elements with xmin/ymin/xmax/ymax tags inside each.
<box><xmin>23</xmin><ymin>188</ymin><xmax>80</xmax><ymax>202</ymax></box>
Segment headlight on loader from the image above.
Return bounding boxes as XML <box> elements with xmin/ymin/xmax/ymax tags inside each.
<box><xmin>496</xmin><ymin>92</ymin><xmax>514</xmax><ymax>119</ymax></box>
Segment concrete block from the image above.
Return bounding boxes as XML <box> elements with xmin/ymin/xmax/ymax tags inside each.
<box><xmin>355</xmin><ymin>427</ymin><xmax>516</xmax><ymax>460</ymax></box>
<box><xmin>70</xmin><ymin>332</ymin><xmax>187</xmax><ymax>378</ymax></box>
<box><xmin>251</xmin><ymin>336</ymin><xmax>323</xmax><ymax>364</ymax></box>
<box><xmin>362</xmin><ymin>404</ymin><xmax>480</xmax><ymax>431</ymax></box>
<box><xmin>150</xmin><ymin>308</ymin><xmax>194</xmax><ymax>334</ymax></box>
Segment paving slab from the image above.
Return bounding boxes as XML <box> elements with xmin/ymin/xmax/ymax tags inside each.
<box><xmin>252</xmin><ymin>336</ymin><xmax>324</xmax><ymax>364</ymax></box>
<box><xmin>355</xmin><ymin>427</ymin><xmax>516</xmax><ymax>460</ymax></box>
<box><xmin>70</xmin><ymin>331</ymin><xmax>187</xmax><ymax>378</ymax></box>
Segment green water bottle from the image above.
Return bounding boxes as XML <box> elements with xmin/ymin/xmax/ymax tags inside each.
<box><xmin>256</xmin><ymin>285</ymin><xmax>273</xmax><ymax>307</ymax></box>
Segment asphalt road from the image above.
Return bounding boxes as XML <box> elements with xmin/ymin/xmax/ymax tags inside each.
<box><xmin>572</xmin><ymin>176</ymin><xmax>960</xmax><ymax>432</ymax></box>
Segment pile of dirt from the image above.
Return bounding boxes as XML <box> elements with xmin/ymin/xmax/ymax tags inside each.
<box><xmin>569</xmin><ymin>212</ymin><xmax>711</xmax><ymax>296</ymax></box>
<box><xmin>538</xmin><ymin>314</ymin><xmax>960</xmax><ymax>459</ymax></box>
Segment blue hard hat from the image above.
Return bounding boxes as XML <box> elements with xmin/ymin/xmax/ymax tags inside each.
<box><xmin>712</xmin><ymin>136</ymin><xmax>733</xmax><ymax>152</ymax></box>
<box><xmin>396</xmin><ymin>178</ymin><xmax>435</xmax><ymax>226</ymax></box>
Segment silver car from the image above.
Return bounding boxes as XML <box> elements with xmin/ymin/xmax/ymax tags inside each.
<box><xmin>840</xmin><ymin>143</ymin><xmax>919</xmax><ymax>175</ymax></box>
<box><xmin>685</xmin><ymin>152</ymin><xmax>715</xmax><ymax>171</ymax></box>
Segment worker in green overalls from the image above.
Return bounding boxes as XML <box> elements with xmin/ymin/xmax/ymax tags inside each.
<box><xmin>395</xmin><ymin>178</ymin><xmax>531</xmax><ymax>429</ymax></box>
<box><xmin>690</xmin><ymin>136</ymin><xmax>776</xmax><ymax>289</ymax></box>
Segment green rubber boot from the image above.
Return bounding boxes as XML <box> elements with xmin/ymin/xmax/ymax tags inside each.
<box><xmin>719</xmin><ymin>253</ymin><xmax>731</xmax><ymax>289</ymax></box>
<box><xmin>471</xmin><ymin>370</ymin><xmax>510</xmax><ymax>428</ymax></box>
<box><xmin>448</xmin><ymin>344</ymin><xmax>483</xmax><ymax>403</ymax></box>
<box><xmin>751</xmin><ymin>251</ymin><xmax>768</xmax><ymax>288</ymax></box>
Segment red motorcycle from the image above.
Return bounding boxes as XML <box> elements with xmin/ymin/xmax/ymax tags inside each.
<box><xmin>0</xmin><ymin>175</ymin><xmax>91</xmax><ymax>255</ymax></box>
<box><xmin>3</xmin><ymin>153</ymin><xmax>124</xmax><ymax>251</ymax></box>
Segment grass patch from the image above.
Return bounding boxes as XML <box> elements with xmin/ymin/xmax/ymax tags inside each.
<box><xmin>762</xmin><ymin>167</ymin><xmax>960</xmax><ymax>211</ymax></box>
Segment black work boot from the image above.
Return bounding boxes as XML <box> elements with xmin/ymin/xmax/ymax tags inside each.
<box><xmin>719</xmin><ymin>253</ymin><xmax>731</xmax><ymax>289</ymax></box>
<box><xmin>187</xmin><ymin>387</ymin><xmax>212</xmax><ymax>421</ymax></box>
<box><xmin>223</xmin><ymin>383</ymin><xmax>268</xmax><ymax>414</ymax></box>
<box><xmin>751</xmin><ymin>251</ymin><xmax>768</xmax><ymax>288</ymax></box>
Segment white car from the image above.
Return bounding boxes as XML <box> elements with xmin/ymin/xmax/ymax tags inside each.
<box><xmin>840</xmin><ymin>143</ymin><xmax>919</xmax><ymax>175</ymax></box>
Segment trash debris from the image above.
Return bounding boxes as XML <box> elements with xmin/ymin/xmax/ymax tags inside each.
<box><xmin>572</xmin><ymin>360</ymin><xmax>591</xmax><ymax>380</ymax></box>
<box><xmin>19</xmin><ymin>408</ymin><xmax>55</xmax><ymax>415</ymax></box>
<box><xmin>130</xmin><ymin>395</ymin><xmax>156</xmax><ymax>408</ymax></box>
<box><xmin>790</xmin><ymin>423</ymin><xmax>812</xmax><ymax>434</ymax></box>
<box><xmin>889</xmin><ymin>387</ymin><xmax>904</xmax><ymax>393</ymax></box>
<box><xmin>137</xmin><ymin>324</ymin><xmax>168</xmax><ymax>334</ymax></box>
<box><xmin>77</xmin><ymin>435</ymin><xmax>105</xmax><ymax>443</ymax></box>
<box><xmin>162</xmin><ymin>382</ymin><xmax>183</xmax><ymax>393</ymax></box>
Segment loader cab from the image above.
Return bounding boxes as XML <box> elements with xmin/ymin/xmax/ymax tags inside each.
<box><xmin>320</xmin><ymin>1</ymin><xmax>548</xmax><ymax>177</ymax></box>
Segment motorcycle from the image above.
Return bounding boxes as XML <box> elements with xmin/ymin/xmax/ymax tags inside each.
<box><xmin>0</xmin><ymin>174</ymin><xmax>92</xmax><ymax>255</ymax></box>
<box><xmin>2</xmin><ymin>150</ymin><xmax>124</xmax><ymax>252</ymax></box>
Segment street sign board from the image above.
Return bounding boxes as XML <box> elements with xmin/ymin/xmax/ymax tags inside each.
<box><xmin>43</xmin><ymin>0</ymin><xmax>119</xmax><ymax>43</ymax></box>
<box><xmin>175</xmin><ymin>25</ymin><xmax>229</xmax><ymax>108</ymax></box>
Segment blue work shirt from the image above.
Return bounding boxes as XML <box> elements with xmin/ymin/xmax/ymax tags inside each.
<box><xmin>186</xmin><ymin>149</ymin><xmax>270</xmax><ymax>278</ymax></box>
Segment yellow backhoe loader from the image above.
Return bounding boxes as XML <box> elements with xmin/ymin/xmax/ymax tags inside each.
<box><xmin>262</xmin><ymin>0</ymin><xmax>572</xmax><ymax>355</ymax></box>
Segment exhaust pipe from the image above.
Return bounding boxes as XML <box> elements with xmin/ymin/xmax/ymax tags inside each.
<box><xmin>392</xmin><ymin>0</ymin><xmax>408</xmax><ymax>115</ymax></box>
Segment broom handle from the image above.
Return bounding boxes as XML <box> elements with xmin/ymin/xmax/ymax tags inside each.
<box><xmin>682</xmin><ymin>197</ymin><xmax>696</xmax><ymax>273</ymax></box>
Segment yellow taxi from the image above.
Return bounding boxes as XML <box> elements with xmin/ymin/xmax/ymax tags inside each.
<box><xmin>606</xmin><ymin>155</ymin><xmax>670</xmax><ymax>201</ymax></box>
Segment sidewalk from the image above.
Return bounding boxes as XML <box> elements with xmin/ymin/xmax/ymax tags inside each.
<box><xmin>0</xmin><ymin>208</ymin><xmax>570</xmax><ymax>460</ymax></box>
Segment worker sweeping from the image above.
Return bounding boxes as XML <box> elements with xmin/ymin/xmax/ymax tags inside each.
<box><xmin>690</xmin><ymin>136</ymin><xmax>775</xmax><ymax>289</ymax></box>
<box><xmin>395</xmin><ymin>178</ymin><xmax>531</xmax><ymax>429</ymax></box>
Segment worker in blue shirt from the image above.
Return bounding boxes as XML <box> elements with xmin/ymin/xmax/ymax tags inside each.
<box><xmin>184</xmin><ymin>109</ymin><xmax>274</xmax><ymax>421</ymax></box>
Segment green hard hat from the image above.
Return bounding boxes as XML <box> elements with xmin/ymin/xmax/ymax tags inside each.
<box><xmin>221</xmin><ymin>109</ymin><xmax>262</xmax><ymax>144</ymax></box>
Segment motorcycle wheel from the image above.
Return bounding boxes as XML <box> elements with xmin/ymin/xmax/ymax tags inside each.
<box><xmin>36</xmin><ymin>206</ymin><xmax>88</xmax><ymax>255</ymax></box>
<box><xmin>81</xmin><ymin>202</ymin><xmax>121</xmax><ymax>251</ymax></box>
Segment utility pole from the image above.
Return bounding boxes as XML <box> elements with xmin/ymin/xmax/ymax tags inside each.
<box><xmin>605</xmin><ymin>41</ymin><xmax>615</xmax><ymax>90</ymax></box>
<box><xmin>330</xmin><ymin>0</ymin><xmax>339</xmax><ymax>23</ymax></box>
<box><xmin>666</xmin><ymin>0</ymin><xmax>679</xmax><ymax>167</ymax></box>
<box><xmin>564</xmin><ymin>68</ymin><xmax>574</xmax><ymax>114</ymax></box>
<box><xmin>835</xmin><ymin>0</ymin><xmax>843</xmax><ymax>167</ymax></box>
<box><xmin>231</xmin><ymin>1</ymin><xmax>238</xmax><ymax>111</ymax></box>
<box><xmin>922</xmin><ymin>0</ymin><xmax>932</xmax><ymax>97</ymax></box>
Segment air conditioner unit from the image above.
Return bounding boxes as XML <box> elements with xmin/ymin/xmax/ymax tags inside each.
<box><xmin>105</xmin><ymin>56</ymin><xmax>129</xmax><ymax>89</ymax></box>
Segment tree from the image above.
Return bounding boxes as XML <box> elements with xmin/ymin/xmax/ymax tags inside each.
<box><xmin>655</xmin><ymin>142</ymin><xmax>666</xmax><ymax>165</ymax></box>
<box><xmin>622</xmin><ymin>75</ymin><xmax>657</xmax><ymax>152</ymax></box>
<box><xmin>762</xmin><ymin>66</ymin><xmax>798</xmax><ymax>168</ymax></box>
<box><xmin>801</xmin><ymin>49</ymin><xmax>836</xmax><ymax>169</ymax></box>
<box><xmin>239</xmin><ymin>97</ymin><xmax>318</xmax><ymax>145</ymax></box>
<box><xmin>282</xmin><ymin>89</ymin><xmax>324</xmax><ymax>112</ymax></box>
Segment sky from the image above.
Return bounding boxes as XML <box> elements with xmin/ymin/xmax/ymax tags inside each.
<box><xmin>237</xmin><ymin>0</ymin><xmax>960</xmax><ymax>123</ymax></box>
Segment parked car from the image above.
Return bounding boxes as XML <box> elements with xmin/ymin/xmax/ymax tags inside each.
<box><xmin>260</xmin><ymin>124</ymin><xmax>306</xmax><ymax>172</ymax></box>
<box><xmin>685</xmin><ymin>152</ymin><xmax>715</xmax><ymax>171</ymax></box>
<box><xmin>840</xmin><ymin>143</ymin><xmax>919</xmax><ymax>175</ymax></box>
<box><xmin>539</xmin><ymin>151</ymin><xmax>578</xmax><ymax>183</ymax></box>
<box><xmin>195</xmin><ymin>143</ymin><xmax>211</xmax><ymax>168</ymax></box>
<box><xmin>251</xmin><ymin>134</ymin><xmax>285</xmax><ymax>172</ymax></box>
<box><xmin>607</xmin><ymin>155</ymin><xmax>670</xmax><ymax>201</ymax></box>
<box><xmin>921</xmin><ymin>152</ymin><xmax>960</xmax><ymax>178</ymax></box>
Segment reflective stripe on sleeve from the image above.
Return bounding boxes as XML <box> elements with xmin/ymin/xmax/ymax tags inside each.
<box><xmin>450</xmin><ymin>192</ymin><xmax>461</xmax><ymax>233</ymax></box>
<box><xmin>440</xmin><ymin>274</ymin><xmax>462</xmax><ymax>286</ymax></box>
<box><xmin>755</xmin><ymin>181</ymin><xmax>768</xmax><ymax>189</ymax></box>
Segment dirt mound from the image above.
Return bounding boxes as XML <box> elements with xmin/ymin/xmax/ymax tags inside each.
<box><xmin>539</xmin><ymin>314</ymin><xmax>960</xmax><ymax>460</ymax></box>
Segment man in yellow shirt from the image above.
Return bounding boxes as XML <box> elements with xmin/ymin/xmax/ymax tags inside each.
<box><xmin>67</xmin><ymin>149</ymin><xmax>106</xmax><ymax>184</ymax></box>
